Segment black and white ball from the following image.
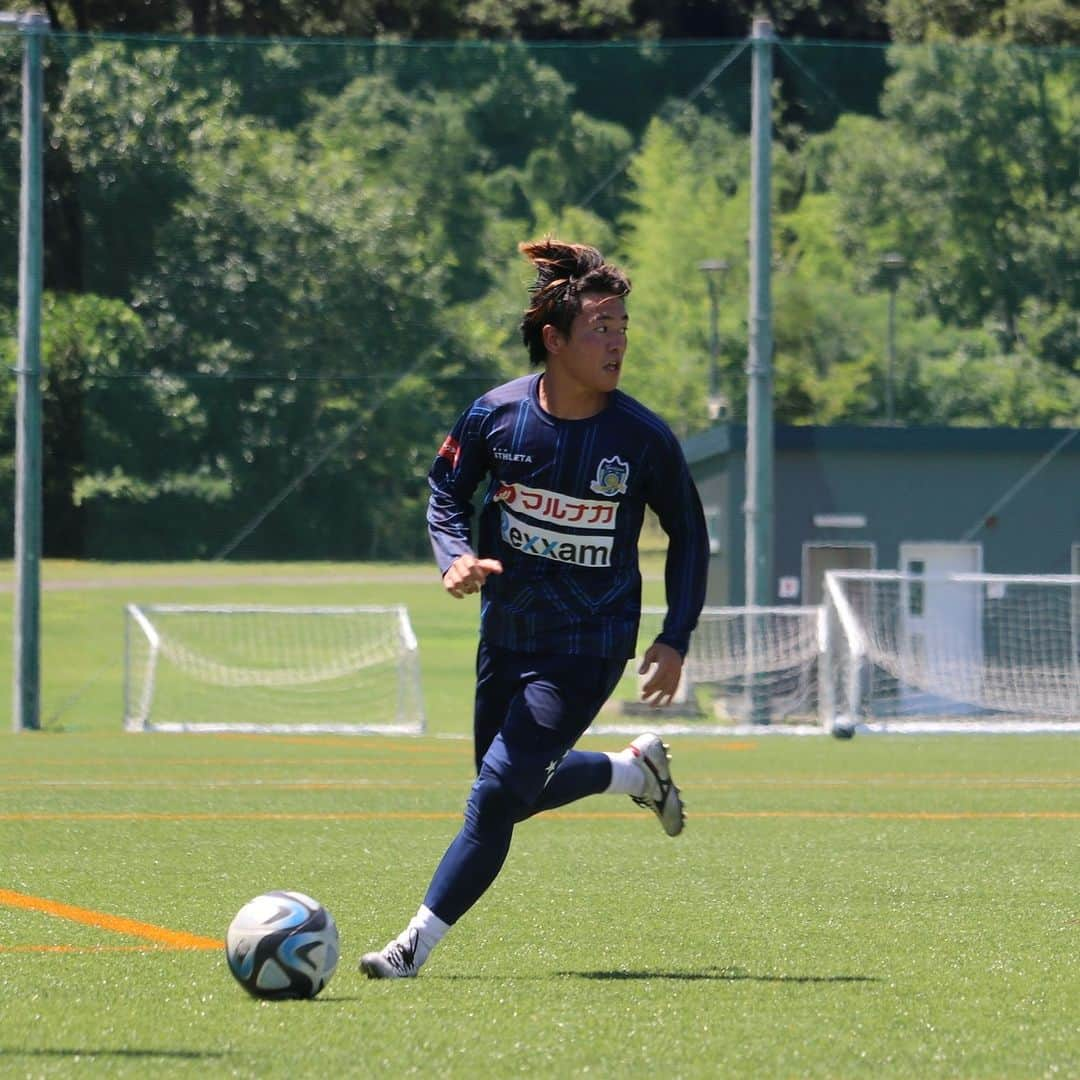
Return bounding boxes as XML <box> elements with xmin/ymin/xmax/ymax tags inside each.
<box><xmin>226</xmin><ymin>891</ymin><xmax>339</xmax><ymax>1000</ymax></box>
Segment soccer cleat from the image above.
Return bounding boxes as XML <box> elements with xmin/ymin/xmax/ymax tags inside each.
<box><xmin>359</xmin><ymin>929</ymin><xmax>422</xmax><ymax>979</ymax></box>
<box><xmin>627</xmin><ymin>732</ymin><xmax>685</xmax><ymax>837</ymax></box>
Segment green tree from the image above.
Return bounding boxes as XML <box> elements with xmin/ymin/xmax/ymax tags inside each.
<box><xmin>34</xmin><ymin>0</ymin><xmax>891</xmax><ymax>41</ymax></box>
<box><xmin>617</xmin><ymin>76</ymin><xmax>1078</xmax><ymax>431</ymax></box>
<box><xmin>0</xmin><ymin>307</ymin><xmax>15</xmax><ymax>553</ymax></box>
<box><xmin>54</xmin><ymin>41</ymin><xmax>249</xmax><ymax>298</ymax></box>
<box><xmin>814</xmin><ymin>45</ymin><xmax>1078</xmax><ymax>366</ymax></box>
<box><xmin>0</xmin><ymin>33</ymin><xmax>21</xmax><ymax>309</ymax></box>
<box><xmin>887</xmin><ymin>0</ymin><xmax>1080</xmax><ymax>45</ymax></box>
<box><xmin>779</xmin><ymin>102</ymin><xmax>1078</xmax><ymax>425</ymax></box>
<box><xmin>124</xmin><ymin>68</ymin><xmax>509</xmax><ymax>558</ymax></box>
<box><xmin>31</xmin><ymin>291</ymin><xmax>204</xmax><ymax>557</ymax></box>
<box><xmin>12</xmin><ymin>28</ymin><xmax>1079</xmax><ymax>563</ymax></box>
<box><xmin>618</xmin><ymin>111</ymin><xmax>750</xmax><ymax>435</ymax></box>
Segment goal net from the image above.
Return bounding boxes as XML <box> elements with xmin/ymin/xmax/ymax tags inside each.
<box><xmin>124</xmin><ymin>604</ymin><xmax>425</xmax><ymax>734</ymax></box>
<box><xmin>593</xmin><ymin>605</ymin><xmax>825</xmax><ymax>734</ymax></box>
<box><xmin>823</xmin><ymin>572</ymin><xmax>1080</xmax><ymax>733</ymax></box>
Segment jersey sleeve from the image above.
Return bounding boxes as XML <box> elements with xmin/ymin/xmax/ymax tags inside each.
<box><xmin>643</xmin><ymin>430</ymin><xmax>709</xmax><ymax>657</ymax></box>
<box><xmin>426</xmin><ymin>405</ymin><xmax>491</xmax><ymax>576</ymax></box>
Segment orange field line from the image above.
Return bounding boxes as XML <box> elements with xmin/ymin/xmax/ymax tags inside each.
<box><xmin>0</xmin><ymin>888</ymin><xmax>222</xmax><ymax>950</ymax></box>
<box><xmin>699</xmin><ymin>810</ymin><xmax>1080</xmax><ymax>820</ymax></box>
<box><xmin>1</xmin><ymin>776</ymin><xmax>1075</xmax><ymax>792</ymax></box>
<box><xmin>0</xmin><ymin>811</ymin><xmax>463</xmax><ymax>821</ymax></box>
<box><xmin>559</xmin><ymin>810</ymin><xmax>1080</xmax><ymax>821</ymax></box>
<box><xmin>0</xmin><ymin>809</ymin><xmax>1076</xmax><ymax>822</ymax></box>
<box><xmin>0</xmin><ymin>944</ymin><xmax>186</xmax><ymax>953</ymax></box>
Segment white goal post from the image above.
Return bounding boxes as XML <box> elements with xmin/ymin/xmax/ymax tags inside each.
<box><xmin>823</xmin><ymin>571</ymin><xmax>1080</xmax><ymax>733</ymax></box>
<box><xmin>124</xmin><ymin>604</ymin><xmax>425</xmax><ymax>734</ymax></box>
<box><xmin>593</xmin><ymin>605</ymin><xmax>826</xmax><ymax>734</ymax></box>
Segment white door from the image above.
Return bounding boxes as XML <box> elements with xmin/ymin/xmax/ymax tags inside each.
<box><xmin>897</xmin><ymin>542</ymin><xmax>983</xmax><ymax>714</ymax></box>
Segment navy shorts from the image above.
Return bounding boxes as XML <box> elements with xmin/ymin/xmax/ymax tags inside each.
<box><xmin>472</xmin><ymin>641</ymin><xmax>626</xmax><ymax>805</ymax></box>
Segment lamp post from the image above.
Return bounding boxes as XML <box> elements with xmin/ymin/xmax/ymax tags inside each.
<box><xmin>698</xmin><ymin>258</ymin><xmax>730</xmax><ymax>422</ymax></box>
<box><xmin>880</xmin><ymin>252</ymin><xmax>906</xmax><ymax>425</ymax></box>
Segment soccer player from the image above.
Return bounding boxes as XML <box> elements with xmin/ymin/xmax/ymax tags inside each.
<box><xmin>360</xmin><ymin>238</ymin><xmax>709</xmax><ymax>978</ymax></box>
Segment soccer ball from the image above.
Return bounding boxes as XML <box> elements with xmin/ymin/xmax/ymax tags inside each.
<box><xmin>226</xmin><ymin>891</ymin><xmax>339</xmax><ymax>1000</ymax></box>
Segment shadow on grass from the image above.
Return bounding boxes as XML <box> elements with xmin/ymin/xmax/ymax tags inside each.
<box><xmin>0</xmin><ymin>1048</ymin><xmax>230</xmax><ymax>1060</ymax></box>
<box><xmin>427</xmin><ymin>968</ymin><xmax>879</xmax><ymax>984</ymax></box>
<box><xmin>558</xmin><ymin>968</ymin><xmax>879</xmax><ymax>984</ymax></box>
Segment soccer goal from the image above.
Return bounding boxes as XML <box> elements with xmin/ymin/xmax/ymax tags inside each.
<box><xmin>124</xmin><ymin>604</ymin><xmax>426</xmax><ymax>734</ymax></box>
<box><xmin>822</xmin><ymin>571</ymin><xmax>1080</xmax><ymax>733</ymax></box>
<box><xmin>593</xmin><ymin>605</ymin><xmax>825</xmax><ymax>734</ymax></box>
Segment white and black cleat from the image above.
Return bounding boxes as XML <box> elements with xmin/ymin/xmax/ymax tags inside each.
<box><xmin>359</xmin><ymin>929</ymin><xmax>422</xmax><ymax>979</ymax></box>
<box><xmin>627</xmin><ymin>732</ymin><xmax>685</xmax><ymax>837</ymax></box>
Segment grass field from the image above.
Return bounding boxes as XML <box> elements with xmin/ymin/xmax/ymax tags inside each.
<box><xmin>1</xmin><ymin>562</ymin><xmax>1078</xmax><ymax>1077</ymax></box>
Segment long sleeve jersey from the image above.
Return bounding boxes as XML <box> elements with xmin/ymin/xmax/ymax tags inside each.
<box><xmin>427</xmin><ymin>373</ymin><xmax>709</xmax><ymax>660</ymax></box>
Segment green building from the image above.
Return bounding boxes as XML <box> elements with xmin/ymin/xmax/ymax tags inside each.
<box><xmin>683</xmin><ymin>424</ymin><xmax>1080</xmax><ymax>608</ymax></box>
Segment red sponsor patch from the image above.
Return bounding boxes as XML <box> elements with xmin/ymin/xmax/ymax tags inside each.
<box><xmin>493</xmin><ymin>483</ymin><xmax>517</xmax><ymax>505</ymax></box>
<box><xmin>437</xmin><ymin>434</ymin><xmax>461</xmax><ymax>469</ymax></box>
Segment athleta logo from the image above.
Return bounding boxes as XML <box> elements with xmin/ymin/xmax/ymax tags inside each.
<box><xmin>493</xmin><ymin>448</ymin><xmax>533</xmax><ymax>463</ymax></box>
<box><xmin>501</xmin><ymin>508</ymin><xmax>613</xmax><ymax>567</ymax></box>
<box><xmin>493</xmin><ymin>483</ymin><xmax>617</xmax><ymax>530</ymax></box>
<box><xmin>589</xmin><ymin>456</ymin><xmax>630</xmax><ymax>496</ymax></box>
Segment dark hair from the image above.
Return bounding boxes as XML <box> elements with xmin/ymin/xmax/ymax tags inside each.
<box><xmin>518</xmin><ymin>238</ymin><xmax>631</xmax><ymax>366</ymax></box>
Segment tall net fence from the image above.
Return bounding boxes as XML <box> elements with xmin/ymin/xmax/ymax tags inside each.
<box><xmin>1</xmin><ymin>33</ymin><xmax>1077</xmax><ymax>560</ymax></box>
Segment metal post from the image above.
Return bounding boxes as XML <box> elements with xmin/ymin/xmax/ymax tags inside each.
<box><xmin>880</xmin><ymin>252</ymin><xmax>905</xmax><ymax>425</ymax></box>
<box><xmin>746</xmin><ymin>17</ymin><xmax>774</xmax><ymax>723</ymax></box>
<box><xmin>698</xmin><ymin>259</ymin><xmax>729</xmax><ymax>422</ymax></box>
<box><xmin>886</xmin><ymin>283</ymin><xmax>897</xmax><ymax>423</ymax></box>
<box><xmin>7</xmin><ymin>10</ymin><xmax>49</xmax><ymax>731</ymax></box>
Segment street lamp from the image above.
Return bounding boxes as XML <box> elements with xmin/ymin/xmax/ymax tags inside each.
<box><xmin>698</xmin><ymin>258</ymin><xmax>730</xmax><ymax>422</ymax></box>
<box><xmin>880</xmin><ymin>252</ymin><xmax>906</xmax><ymax>425</ymax></box>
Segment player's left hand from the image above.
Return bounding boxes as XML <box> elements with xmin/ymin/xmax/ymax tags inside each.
<box><xmin>638</xmin><ymin>642</ymin><xmax>684</xmax><ymax>708</ymax></box>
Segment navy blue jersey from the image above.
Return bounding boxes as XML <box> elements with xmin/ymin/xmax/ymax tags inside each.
<box><xmin>427</xmin><ymin>373</ymin><xmax>708</xmax><ymax>660</ymax></box>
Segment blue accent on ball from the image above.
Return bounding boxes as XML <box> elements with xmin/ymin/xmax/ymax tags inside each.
<box><xmin>261</xmin><ymin>891</ymin><xmax>315</xmax><ymax>930</ymax></box>
<box><xmin>228</xmin><ymin>943</ymin><xmax>257</xmax><ymax>981</ymax></box>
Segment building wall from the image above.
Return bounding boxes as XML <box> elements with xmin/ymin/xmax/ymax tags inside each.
<box><xmin>694</xmin><ymin>467</ymin><xmax>732</xmax><ymax>606</ymax></box>
<box><xmin>686</xmin><ymin>426</ymin><xmax>1080</xmax><ymax>606</ymax></box>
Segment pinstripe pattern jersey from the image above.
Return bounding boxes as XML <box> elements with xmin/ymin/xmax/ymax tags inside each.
<box><xmin>427</xmin><ymin>373</ymin><xmax>708</xmax><ymax>660</ymax></box>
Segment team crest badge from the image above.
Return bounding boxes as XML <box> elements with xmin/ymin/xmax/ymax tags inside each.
<box><xmin>589</xmin><ymin>456</ymin><xmax>630</xmax><ymax>496</ymax></box>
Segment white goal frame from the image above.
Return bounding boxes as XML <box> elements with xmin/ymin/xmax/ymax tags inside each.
<box><xmin>822</xmin><ymin>571</ymin><xmax>1080</xmax><ymax>734</ymax></box>
<box><xmin>124</xmin><ymin>603</ymin><xmax>426</xmax><ymax>735</ymax></box>
<box><xmin>591</xmin><ymin>604</ymin><xmax>827</xmax><ymax>735</ymax></box>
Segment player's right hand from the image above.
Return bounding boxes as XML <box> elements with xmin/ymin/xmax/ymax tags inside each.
<box><xmin>443</xmin><ymin>554</ymin><xmax>503</xmax><ymax>598</ymax></box>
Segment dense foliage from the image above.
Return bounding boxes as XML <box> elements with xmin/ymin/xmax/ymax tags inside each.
<box><xmin>0</xmin><ymin>25</ymin><xmax>1076</xmax><ymax>558</ymax></box>
<box><xmin>23</xmin><ymin>0</ymin><xmax>1080</xmax><ymax>45</ymax></box>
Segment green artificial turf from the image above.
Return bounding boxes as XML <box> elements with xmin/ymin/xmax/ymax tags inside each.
<box><xmin>0</xmin><ymin>563</ymin><xmax>1077</xmax><ymax>1077</ymax></box>
<box><xmin>0</xmin><ymin>558</ymin><xmax>665</xmax><ymax>735</ymax></box>
<box><xmin>1</xmin><ymin>732</ymin><xmax>1077</xmax><ymax>1078</ymax></box>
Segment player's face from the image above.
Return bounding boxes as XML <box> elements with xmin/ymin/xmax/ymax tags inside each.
<box><xmin>547</xmin><ymin>292</ymin><xmax>629</xmax><ymax>397</ymax></box>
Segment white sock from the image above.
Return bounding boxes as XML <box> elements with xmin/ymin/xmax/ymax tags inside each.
<box><xmin>401</xmin><ymin>904</ymin><xmax>451</xmax><ymax>967</ymax></box>
<box><xmin>604</xmin><ymin>748</ymin><xmax>647</xmax><ymax>797</ymax></box>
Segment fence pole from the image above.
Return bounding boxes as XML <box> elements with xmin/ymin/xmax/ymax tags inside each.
<box><xmin>746</xmin><ymin>16</ymin><xmax>775</xmax><ymax>722</ymax></box>
<box><xmin>7</xmin><ymin>10</ymin><xmax>49</xmax><ymax>731</ymax></box>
